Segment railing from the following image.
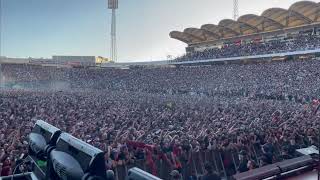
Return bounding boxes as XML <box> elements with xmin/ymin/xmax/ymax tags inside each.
<box><xmin>110</xmin><ymin>148</ymin><xmax>260</xmax><ymax>180</ymax></box>
<box><xmin>100</xmin><ymin>48</ymin><xmax>320</xmax><ymax>67</ymax></box>
<box><xmin>172</xmin><ymin>48</ymin><xmax>320</xmax><ymax>65</ymax></box>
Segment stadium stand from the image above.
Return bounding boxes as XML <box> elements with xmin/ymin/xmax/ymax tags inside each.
<box><xmin>170</xmin><ymin>1</ymin><xmax>320</xmax><ymax>62</ymax></box>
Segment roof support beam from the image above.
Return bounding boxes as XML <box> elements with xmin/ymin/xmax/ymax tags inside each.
<box><xmin>239</xmin><ymin>24</ymin><xmax>243</xmax><ymax>34</ymax></box>
<box><xmin>201</xmin><ymin>29</ymin><xmax>221</xmax><ymax>39</ymax></box>
<box><xmin>289</xmin><ymin>10</ymin><xmax>313</xmax><ymax>23</ymax></box>
<box><xmin>183</xmin><ymin>32</ymin><xmax>206</xmax><ymax>41</ymax></box>
<box><xmin>219</xmin><ymin>25</ymin><xmax>241</xmax><ymax>36</ymax></box>
<box><xmin>219</xmin><ymin>28</ymin><xmax>225</xmax><ymax>37</ymax></box>
<box><xmin>239</xmin><ymin>22</ymin><xmax>260</xmax><ymax>33</ymax></box>
<box><xmin>286</xmin><ymin>13</ymin><xmax>290</xmax><ymax>27</ymax></box>
<box><xmin>260</xmin><ymin>16</ymin><xmax>286</xmax><ymax>29</ymax></box>
<box><xmin>314</xmin><ymin>7</ymin><xmax>320</xmax><ymax>21</ymax></box>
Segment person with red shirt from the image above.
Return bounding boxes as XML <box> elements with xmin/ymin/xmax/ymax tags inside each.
<box><xmin>1</xmin><ymin>158</ymin><xmax>12</xmax><ymax>176</ymax></box>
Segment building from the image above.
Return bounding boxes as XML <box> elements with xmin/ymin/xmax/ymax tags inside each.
<box><xmin>52</xmin><ymin>56</ymin><xmax>96</xmax><ymax>66</ymax></box>
<box><xmin>170</xmin><ymin>1</ymin><xmax>320</xmax><ymax>54</ymax></box>
<box><xmin>0</xmin><ymin>57</ymin><xmax>30</xmax><ymax>64</ymax></box>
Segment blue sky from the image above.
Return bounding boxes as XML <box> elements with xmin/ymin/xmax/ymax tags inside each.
<box><xmin>0</xmin><ymin>0</ymin><xmax>306</xmax><ymax>62</ymax></box>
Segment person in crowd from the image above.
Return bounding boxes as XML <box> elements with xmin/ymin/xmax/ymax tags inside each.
<box><xmin>247</xmin><ymin>160</ymin><xmax>256</xmax><ymax>171</ymax></box>
<box><xmin>170</xmin><ymin>170</ymin><xmax>182</xmax><ymax>180</ymax></box>
<box><xmin>0</xmin><ymin>41</ymin><xmax>319</xmax><ymax>179</ymax></box>
<box><xmin>280</xmin><ymin>146</ymin><xmax>293</xmax><ymax>160</ymax></box>
<box><xmin>0</xmin><ymin>158</ymin><xmax>11</xmax><ymax>176</ymax></box>
<box><xmin>106</xmin><ymin>170</ymin><xmax>115</xmax><ymax>180</ymax></box>
<box><xmin>201</xmin><ymin>163</ymin><xmax>221</xmax><ymax>180</ymax></box>
<box><xmin>237</xmin><ymin>150</ymin><xmax>249</xmax><ymax>173</ymax></box>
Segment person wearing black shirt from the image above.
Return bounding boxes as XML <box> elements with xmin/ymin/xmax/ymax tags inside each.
<box><xmin>237</xmin><ymin>150</ymin><xmax>249</xmax><ymax>173</ymax></box>
<box><xmin>287</xmin><ymin>139</ymin><xmax>298</xmax><ymax>157</ymax></box>
<box><xmin>201</xmin><ymin>163</ymin><xmax>221</xmax><ymax>180</ymax></box>
<box><xmin>261</xmin><ymin>144</ymin><xmax>273</xmax><ymax>164</ymax></box>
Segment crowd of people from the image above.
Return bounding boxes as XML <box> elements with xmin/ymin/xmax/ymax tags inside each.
<box><xmin>0</xmin><ymin>57</ymin><xmax>319</xmax><ymax>179</ymax></box>
<box><xmin>175</xmin><ymin>34</ymin><xmax>320</xmax><ymax>62</ymax></box>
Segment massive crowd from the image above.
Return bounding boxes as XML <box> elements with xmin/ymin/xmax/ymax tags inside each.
<box><xmin>176</xmin><ymin>34</ymin><xmax>320</xmax><ymax>62</ymax></box>
<box><xmin>0</xmin><ymin>58</ymin><xmax>319</xmax><ymax>179</ymax></box>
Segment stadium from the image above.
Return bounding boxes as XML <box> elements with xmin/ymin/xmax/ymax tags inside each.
<box><xmin>168</xmin><ymin>1</ymin><xmax>320</xmax><ymax>67</ymax></box>
<box><xmin>0</xmin><ymin>1</ymin><xmax>319</xmax><ymax>180</ymax></box>
<box><xmin>170</xmin><ymin>1</ymin><xmax>320</xmax><ymax>56</ymax></box>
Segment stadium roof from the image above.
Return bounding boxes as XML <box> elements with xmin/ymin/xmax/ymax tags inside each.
<box><xmin>170</xmin><ymin>1</ymin><xmax>320</xmax><ymax>44</ymax></box>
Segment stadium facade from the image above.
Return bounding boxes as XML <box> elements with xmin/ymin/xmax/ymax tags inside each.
<box><xmin>52</xmin><ymin>56</ymin><xmax>96</xmax><ymax>66</ymax></box>
<box><xmin>1</xmin><ymin>56</ymin><xmax>97</xmax><ymax>67</ymax></box>
<box><xmin>170</xmin><ymin>1</ymin><xmax>320</xmax><ymax>53</ymax></box>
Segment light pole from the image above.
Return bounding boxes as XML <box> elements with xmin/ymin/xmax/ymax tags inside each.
<box><xmin>108</xmin><ymin>0</ymin><xmax>118</xmax><ymax>63</ymax></box>
<box><xmin>233</xmin><ymin>0</ymin><xmax>239</xmax><ymax>20</ymax></box>
<box><xmin>0</xmin><ymin>1</ymin><xmax>2</xmax><ymax>89</ymax></box>
<box><xmin>0</xmin><ymin>62</ymin><xmax>2</xmax><ymax>89</ymax></box>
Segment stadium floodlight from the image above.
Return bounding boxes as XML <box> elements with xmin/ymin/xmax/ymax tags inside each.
<box><xmin>49</xmin><ymin>132</ymin><xmax>106</xmax><ymax>180</ymax></box>
<box><xmin>108</xmin><ymin>0</ymin><xmax>118</xmax><ymax>63</ymax></box>
<box><xmin>108</xmin><ymin>0</ymin><xmax>118</xmax><ymax>9</ymax></box>
<box><xmin>0</xmin><ymin>63</ymin><xmax>2</xmax><ymax>89</ymax></box>
<box><xmin>233</xmin><ymin>0</ymin><xmax>239</xmax><ymax>20</ymax></box>
<box><xmin>28</xmin><ymin>120</ymin><xmax>62</xmax><ymax>160</ymax></box>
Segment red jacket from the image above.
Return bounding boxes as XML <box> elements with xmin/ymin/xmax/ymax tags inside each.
<box><xmin>126</xmin><ymin>141</ymin><xmax>157</xmax><ymax>175</ymax></box>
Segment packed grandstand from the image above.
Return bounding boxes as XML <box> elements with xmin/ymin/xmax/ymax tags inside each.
<box><xmin>170</xmin><ymin>1</ymin><xmax>320</xmax><ymax>63</ymax></box>
<box><xmin>0</xmin><ymin>1</ymin><xmax>320</xmax><ymax>180</ymax></box>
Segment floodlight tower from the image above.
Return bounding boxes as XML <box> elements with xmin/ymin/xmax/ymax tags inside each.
<box><xmin>233</xmin><ymin>0</ymin><xmax>239</xmax><ymax>20</ymax></box>
<box><xmin>108</xmin><ymin>0</ymin><xmax>118</xmax><ymax>62</ymax></box>
<box><xmin>0</xmin><ymin>50</ymin><xmax>1</xmax><ymax>85</ymax></box>
<box><xmin>0</xmin><ymin>1</ymin><xmax>2</xmax><ymax>88</ymax></box>
<box><xmin>0</xmin><ymin>62</ymin><xmax>2</xmax><ymax>89</ymax></box>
